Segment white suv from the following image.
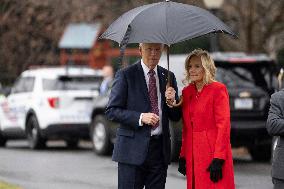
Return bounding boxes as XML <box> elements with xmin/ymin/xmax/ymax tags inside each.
<box><xmin>0</xmin><ymin>66</ymin><xmax>103</xmax><ymax>149</ymax></box>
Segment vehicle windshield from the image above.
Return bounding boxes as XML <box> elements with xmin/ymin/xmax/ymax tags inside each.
<box><xmin>216</xmin><ymin>64</ymin><xmax>276</xmax><ymax>91</ymax></box>
<box><xmin>42</xmin><ymin>75</ymin><xmax>103</xmax><ymax>91</ymax></box>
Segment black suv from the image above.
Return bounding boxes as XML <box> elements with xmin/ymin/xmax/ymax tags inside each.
<box><xmin>90</xmin><ymin>52</ymin><xmax>277</xmax><ymax>161</ymax></box>
<box><xmin>212</xmin><ymin>52</ymin><xmax>277</xmax><ymax>161</ymax></box>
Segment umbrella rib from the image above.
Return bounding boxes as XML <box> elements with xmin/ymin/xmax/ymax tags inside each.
<box><xmin>165</xmin><ymin>2</ymin><xmax>169</xmax><ymax>45</ymax></box>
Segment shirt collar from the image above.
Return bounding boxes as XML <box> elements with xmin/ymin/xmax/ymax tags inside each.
<box><xmin>141</xmin><ymin>59</ymin><xmax>158</xmax><ymax>76</ymax></box>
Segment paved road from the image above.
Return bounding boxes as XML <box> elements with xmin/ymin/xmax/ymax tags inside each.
<box><xmin>0</xmin><ymin>141</ymin><xmax>273</xmax><ymax>189</ymax></box>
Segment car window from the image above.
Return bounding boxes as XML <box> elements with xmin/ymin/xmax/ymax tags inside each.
<box><xmin>42</xmin><ymin>76</ymin><xmax>103</xmax><ymax>91</ymax></box>
<box><xmin>12</xmin><ymin>77</ymin><xmax>35</xmax><ymax>93</ymax></box>
<box><xmin>158</xmin><ymin>54</ymin><xmax>277</xmax><ymax>94</ymax></box>
<box><xmin>216</xmin><ymin>64</ymin><xmax>275</xmax><ymax>92</ymax></box>
<box><xmin>216</xmin><ymin>67</ymin><xmax>255</xmax><ymax>88</ymax></box>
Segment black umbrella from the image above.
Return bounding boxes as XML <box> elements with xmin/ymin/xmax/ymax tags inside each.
<box><xmin>101</xmin><ymin>1</ymin><xmax>235</xmax><ymax>45</ymax></box>
<box><xmin>100</xmin><ymin>0</ymin><xmax>236</xmax><ymax>104</ymax></box>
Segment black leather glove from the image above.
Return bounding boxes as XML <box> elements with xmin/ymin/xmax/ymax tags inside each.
<box><xmin>206</xmin><ymin>158</ymin><xmax>225</xmax><ymax>183</ymax></box>
<box><xmin>178</xmin><ymin>157</ymin><xmax>186</xmax><ymax>176</ymax></box>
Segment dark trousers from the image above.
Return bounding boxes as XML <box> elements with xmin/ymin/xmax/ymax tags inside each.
<box><xmin>118</xmin><ymin>136</ymin><xmax>168</xmax><ymax>189</ymax></box>
<box><xmin>273</xmin><ymin>178</ymin><xmax>284</xmax><ymax>189</ymax></box>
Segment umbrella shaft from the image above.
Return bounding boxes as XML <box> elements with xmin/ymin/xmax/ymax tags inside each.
<box><xmin>166</xmin><ymin>45</ymin><xmax>171</xmax><ymax>87</ymax></box>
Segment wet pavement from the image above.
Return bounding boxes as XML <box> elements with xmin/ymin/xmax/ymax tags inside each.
<box><xmin>0</xmin><ymin>140</ymin><xmax>273</xmax><ymax>189</ymax></box>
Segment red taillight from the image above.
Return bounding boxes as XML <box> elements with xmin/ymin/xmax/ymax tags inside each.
<box><xmin>47</xmin><ymin>97</ymin><xmax>59</xmax><ymax>108</ymax></box>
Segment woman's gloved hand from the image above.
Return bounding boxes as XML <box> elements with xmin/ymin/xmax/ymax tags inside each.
<box><xmin>178</xmin><ymin>157</ymin><xmax>186</xmax><ymax>176</ymax></box>
<box><xmin>206</xmin><ymin>158</ymin><xmax>225</xmax><ymax>183</ymax></box>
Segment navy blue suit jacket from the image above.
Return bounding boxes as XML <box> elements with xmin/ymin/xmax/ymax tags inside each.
<box><xmin>105</xmin><ymin>61</ymin><xmax>181</xmax><ymax>165</ymax></box>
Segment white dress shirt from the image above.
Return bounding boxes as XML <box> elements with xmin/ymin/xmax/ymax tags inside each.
<box><xmin>139</xmin><ymin>60</ymin><xmax>162</xmax><ymax>136</ymax></box>
<box><xmin>100</xmin><ymin>77</ymin><xmax>112</xmax><ymax>95</ymax></box>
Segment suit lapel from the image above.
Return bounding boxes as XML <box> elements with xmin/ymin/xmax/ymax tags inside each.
<box><xmin>136</xmin><ymin>62</ymin><xmax>151</xmax><ymax>104</ymax></box>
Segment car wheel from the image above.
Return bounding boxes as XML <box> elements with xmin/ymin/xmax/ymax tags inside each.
<box><xmin>66</xmin><ymin>139</ymin><xmax>79</xmax><ymax>149</ymax></box>
<box><xmin>249</xmin><ymin>144</ymin><xmax>271</xmax><ymax>162</ymax></box>
<box><xmin>169</xmin><ymin>122</ymin><xmax>179</xmax><ymax>161</ymax></box>
<box><xmin>26</xmin><ymin>115</ymin><xmax>46</xmax><ymax>149</ymax></box>
<box><xmin>0</xmin><ymin>131</ymin><xmax>6</xmax><ymax>147</ymax></box>
<box><xmin>91</xmin><ymin>115</ymin><xmax>111</xmax><ymax>155</ymax></box>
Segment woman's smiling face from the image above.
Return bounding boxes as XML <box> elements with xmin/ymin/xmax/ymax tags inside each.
<box><xmin>188</xmin><ymin>55</ymin><xmax>205</xmax><ymax>83</ymax></box>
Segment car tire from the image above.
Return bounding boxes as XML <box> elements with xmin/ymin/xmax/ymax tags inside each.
<box><xmin>249</xmin><ymin>144</ymin><xmax>271</xmax><ymax>162</ymax></box>
<box><xmin>66</xmin><ymin>139</ymin><xmax>79</xmax><ymax>149</ymax></box>
<box><xmin>26</xmin><ymin>115</ymin><xmax>46</xmax><ymax>149</ymax></box>
<box><xmin>91</xmin><ymin>115</ymin><xmax>111</xmax><ymax>155</ymax></box>
<box><xmin>169</xmin><ymin>122</ymin><xmax>179</xmax><ymax>161</ymax></box>
<box><xmin>0</xmin><ymin>131</ymin><xmax>6</xmax><ymax>147</ymax></box>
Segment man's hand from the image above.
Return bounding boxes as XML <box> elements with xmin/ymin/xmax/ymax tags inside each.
<box><xmin>141</xmin><ymin>113</ymin><xmax>159</xmax><ymax>126</ymax></box>
<box><xmin>165</xmin><ymin>87</ymin><xmax>176</xmax><ymax>101</ymax></box>
<box><xmin>165</xmin><ymin>87</ymin><xmax>176</xmax><ymax>107</ymax></box>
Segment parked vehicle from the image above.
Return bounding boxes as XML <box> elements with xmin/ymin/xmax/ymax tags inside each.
<box><xmin>90</xmin><ymin>52</ymin><xmax>277</xmax><ymax>161</ymax></box>
<box><xmin>160</xmin><ymin>52</ymin><xmax>277</xmax><ymax>161</ymax></box>
<box><xmin>211</xmin><ymin>52</ymin><xmax>277</xmax><ymax>161</ymax></box>
<box><xmin>0</xmin><ymin>66</ymin><xmax>103</xmax><ymax>149</ymax></box>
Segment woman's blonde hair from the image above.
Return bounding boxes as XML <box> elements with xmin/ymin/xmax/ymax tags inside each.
<box><xmin>183</xmin><ymin>49</ymin><xmax>216</xmax><ymax>85</ymax></box>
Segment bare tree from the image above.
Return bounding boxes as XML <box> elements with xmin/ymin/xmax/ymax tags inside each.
<box><xmin>221</xmin><ymin>0</ymin><xmax>284</xmax><ymax>57</ymax></box>
<box><xmin>0</xmin><ymin>0</ymin><xmax>102</xmax><ymax>84</ymax></box>
<box><xmin>96</xmin><ymin>0</ymin><xmax>200</xmax><ymax>27</ymax></box>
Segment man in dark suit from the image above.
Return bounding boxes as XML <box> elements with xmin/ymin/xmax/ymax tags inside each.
<box><xmin>267</xmin><ymin>90</ymin><xmax>284</xmax><ymax>189</ymax></box>
<box><xmin>105</xmin><ymin>43</ymin><xmax>181</xmax><ymax>189</ymax></box>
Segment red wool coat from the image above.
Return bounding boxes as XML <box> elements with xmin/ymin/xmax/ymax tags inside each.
<box><xmin>180</xmin><ymin>82</ymin><xmax>235</xmax><ymax>189</ymax></box>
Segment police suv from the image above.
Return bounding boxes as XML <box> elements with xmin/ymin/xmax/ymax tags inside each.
<box><xmin>0</xmin><ymin>66</ymin><xmax>103</xmax><ymax>149</ymax></box>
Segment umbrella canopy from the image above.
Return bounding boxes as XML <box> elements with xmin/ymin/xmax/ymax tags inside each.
<box><xmin>100</xmin><ymin>0</ymin><xmax>236</xmax><ymax>46</ymax></box>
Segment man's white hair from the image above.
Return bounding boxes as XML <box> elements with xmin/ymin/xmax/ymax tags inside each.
<box><xmin>139</xmin><ymin>43</ymin><xmax>164</xmax><ymax>48</ymax></box>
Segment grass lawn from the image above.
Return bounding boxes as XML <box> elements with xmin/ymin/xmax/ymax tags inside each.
<box><xmin>0</xmin><ymin>181</ymin><xmax>21</xmax><ymax>189</ymax></box>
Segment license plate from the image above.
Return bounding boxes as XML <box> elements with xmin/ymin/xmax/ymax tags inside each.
<box><xmin>234</xmin><ymin>98</ymin><xmax>253</xmax><ymax>110</ymax></box>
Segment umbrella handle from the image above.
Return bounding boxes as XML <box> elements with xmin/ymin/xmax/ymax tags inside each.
<box><xmin>172</xmin><ymin>95</ymin><xmax>183</xmax><ymax>107</ymax></box>
<box><xmin>165</xmin><ymin>95</ymin><xmax>183</xmax><ymax>107</ymax></box>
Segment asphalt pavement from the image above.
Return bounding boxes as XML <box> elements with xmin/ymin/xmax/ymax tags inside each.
<box><xmin>0</xmin><ymin>140</ymin><xmax>273</xmax><ymax>189</ymax></box>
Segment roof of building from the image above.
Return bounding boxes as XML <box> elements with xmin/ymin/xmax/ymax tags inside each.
<box><xmin>58</xmin><ymin>23</ymin><xmax>102</xmax><ymax>49</ymax></box>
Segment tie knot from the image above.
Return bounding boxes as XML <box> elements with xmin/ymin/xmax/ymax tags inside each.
<box><xmin>148</xmin><ymin>69</ymin><xmax>155</xmax><ymax>77</ymax></box>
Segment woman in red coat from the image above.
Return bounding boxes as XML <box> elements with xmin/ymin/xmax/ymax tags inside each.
<box><xmin>177</xmin><ymin>49</ymin><xmax>235</xmax><ymax>189</ymax></box>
